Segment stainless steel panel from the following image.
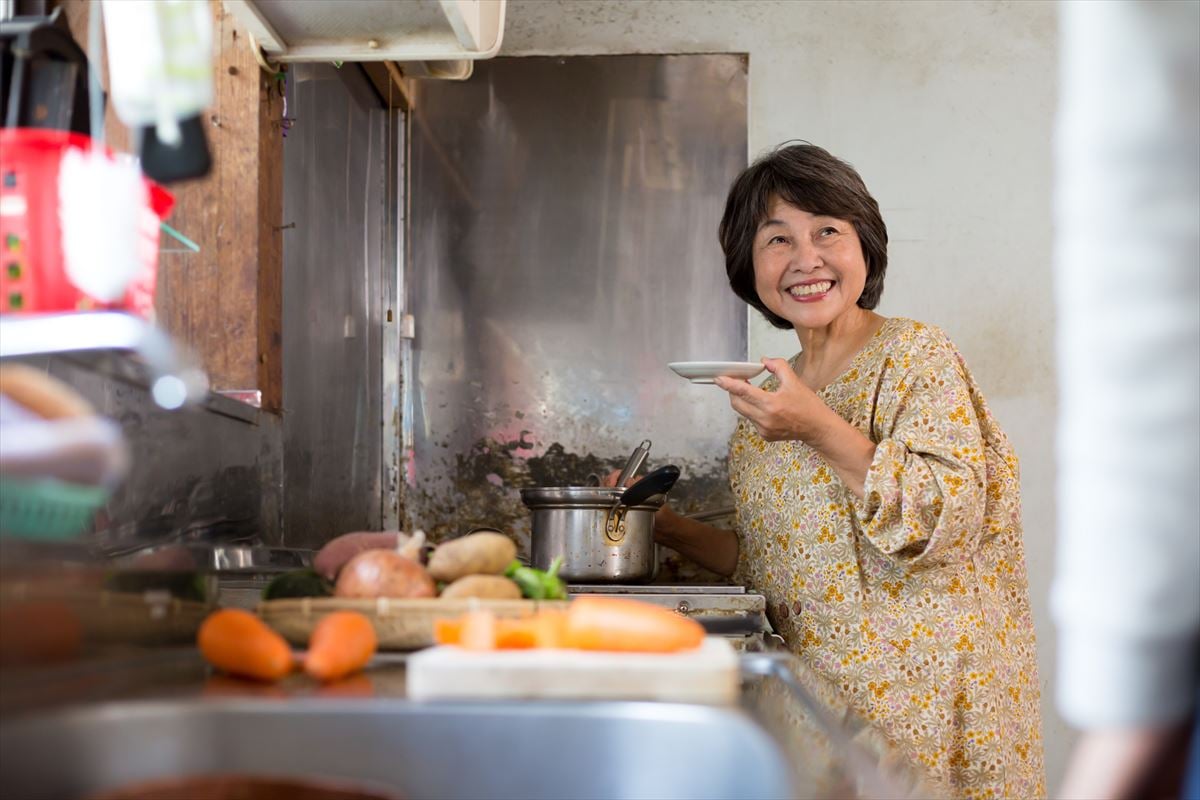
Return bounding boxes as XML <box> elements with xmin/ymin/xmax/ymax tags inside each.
<box><xmin>407</xmin><ymin>55</ymin><xmax>748</xmax><ymax>580</ymax></box>
<box><xmin>0</xmin><ymin>699</ymin><xmax>795</xmax><ymax>800</ymax></box>
<box><xmin>31</xmin><ymin>353</ymin><xmax>284</xmax><ymax>550</ymax></box>
<box><xmin>281</xmin><ymin>64</ymin><xmax>396</xmax><ymax>547</ymax></box>
<box><xmin>382</xmin><ymin>107</ymin><xmax>408</xmax><ymax>531</ymax></box>
<box><xmin>109</xmin><ymin>544</ymin><xmax>312</xmax><ymax>573</ymax></box>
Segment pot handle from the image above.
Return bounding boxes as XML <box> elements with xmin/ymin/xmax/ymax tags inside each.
<box><xmin>618</xmin><ymin>464</ymin><xmax>680</xmax><ymax>507</ymax></box>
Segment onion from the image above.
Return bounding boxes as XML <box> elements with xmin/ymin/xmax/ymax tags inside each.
<box><xmin>334</xmin><ymin>549</ymin><xmax>435</xmax><ymax>599</ymax></box>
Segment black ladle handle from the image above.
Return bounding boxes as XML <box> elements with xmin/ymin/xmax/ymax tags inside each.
<box><xmin>619</xmin><ymin>464</ymin><xmax>680</xmax><ymax>507</ymax></box>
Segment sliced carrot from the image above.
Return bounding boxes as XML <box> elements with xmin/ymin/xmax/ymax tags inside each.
<box><xmin>459</xmin><ymin>609</ymin><xmax>496</xmax><ymax>650</ymax></box>
<box><xmin>494</xmin><ymin>618</ymin><xmax>538</xmax><ymax>649</ymax></box>
<box><xmin>433</xmin><ymin>617</ymin><xmax>463</xmax><ymax>645</ymax></box>
<box><xmin>562</xmin><ymin>596</ymin><xmax>705</xmax><ymax>653</ymax></box>
<box><xmin>304</xmin><ymin>610</ymin><xmax>378</xmax><ymax>682</ymax></box>
<box><xmin>197</xmin><ymin>608</ymin><xmax>294</xmax><ymax>681</ymax></box>
<box><xmin>532</xmin><ymin>609</ymin><xmax>568</xmax><ymax>649</ymax></box>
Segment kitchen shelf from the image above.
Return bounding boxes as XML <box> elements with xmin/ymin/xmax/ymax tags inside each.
<box><xmin>0</xmin><ymin>312</ymin><xmax>208</xmax><ymax>409</ymax></box>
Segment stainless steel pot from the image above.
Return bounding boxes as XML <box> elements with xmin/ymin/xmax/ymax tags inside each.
<box><xmin>522</xmin><ymin>465</ymin><xmax>680</xmax><ymax>583</ymax></box>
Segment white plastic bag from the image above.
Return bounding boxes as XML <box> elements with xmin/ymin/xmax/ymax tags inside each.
<box><xmin>100</xmin><ymin>0</ymin><xmax>214</xmax><ymax>145</ymax></box>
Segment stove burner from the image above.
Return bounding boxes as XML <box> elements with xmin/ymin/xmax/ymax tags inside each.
<box><xmin>567</xmin><ymin>584</ymin><xmax>745</xmax><ymax>595</ymax></box>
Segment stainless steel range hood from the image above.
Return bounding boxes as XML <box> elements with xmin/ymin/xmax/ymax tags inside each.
<box><xmin>223</xmin><ymin>0</ymin><xmax>505</xmax><ymax>80</ymax></box>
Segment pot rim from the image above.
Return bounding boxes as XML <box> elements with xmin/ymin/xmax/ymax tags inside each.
<box><xmin>520</xmin><ymin>486</ymin><xmax>667</xmax><ymax>510</ymax></box>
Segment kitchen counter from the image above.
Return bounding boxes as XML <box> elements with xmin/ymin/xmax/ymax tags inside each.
<box><xmin>0</xmin><ymin>646</ymin><xmax>931</xmax><ymax>800</ymax></box>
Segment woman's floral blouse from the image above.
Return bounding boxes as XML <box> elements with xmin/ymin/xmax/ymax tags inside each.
<box><xmin>730</xmin><ymin>317</ymin><xmax>1045</xmax><ymax>799</ymax></box>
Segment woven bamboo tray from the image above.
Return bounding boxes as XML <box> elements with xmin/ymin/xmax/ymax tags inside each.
<box><xmin>257</xmin><ymin>597</ymin><xmax>570</xmax><ymax>651</ymax></box>
<box><xmin>0</xmin><ymin>585</ymin><xmax>212</xmax><ymax>650</ymax></box>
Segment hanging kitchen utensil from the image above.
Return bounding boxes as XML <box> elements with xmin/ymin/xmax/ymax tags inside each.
<box><xmin>613</xmin><ymin>439</ymin><xmax>651</xmax><ymax>488</ymax></box>
<box><xmin>604</xmin><ymin>464</ymin><xmax>680</xmax><ymax>544</ymax></box>
<box><xmin>617</xmin><ymin>464</ymin><xmax>679</xmax><ymax>507</ymax></box>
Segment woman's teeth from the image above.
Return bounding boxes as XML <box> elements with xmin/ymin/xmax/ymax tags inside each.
<box><xmin>788</xmin><ymin>281</ymin><xmax>833</xmax><ymax>298</ymax></box>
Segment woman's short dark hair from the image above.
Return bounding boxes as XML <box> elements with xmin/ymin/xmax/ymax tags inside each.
<box><xmin>718</xmin><ymin>143</ymin><xmax>888</xmax><ymax>329</ymax></box>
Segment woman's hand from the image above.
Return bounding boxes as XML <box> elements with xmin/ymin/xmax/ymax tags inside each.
<box><xmin>716</xmin><ymin>357</ymin><xmax>877</xmax><ymax>498</ymax></box>
<box><xmin>600</xmin><ymin>469</ymin><xmax>631</xmax><ymax>488</ymax></box>
<box><xmin>713</xmin><ymin>357</ymin><xmax>828</xmax><ymax>442</ymax></box>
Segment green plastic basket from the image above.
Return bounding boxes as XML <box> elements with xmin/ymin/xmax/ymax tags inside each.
<box><xmin>0</xmin><ymin>477</ymin><xmax>109</xmax><ymax>541</ymax></box>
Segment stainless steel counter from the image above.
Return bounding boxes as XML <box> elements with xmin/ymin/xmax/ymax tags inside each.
<box><xmin>0</xmin><ymin>646</ymin><xmax>929</xmax><ymax>800</ymax></box>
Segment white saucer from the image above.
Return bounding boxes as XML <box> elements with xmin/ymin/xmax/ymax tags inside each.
<box><xmin>668</xmin><ymin>361</ymin><xmax>766</xmax><ymax>384</ymax></box>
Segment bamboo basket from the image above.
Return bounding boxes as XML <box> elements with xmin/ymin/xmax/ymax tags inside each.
<box><xmin>258</xmin><ymin>597</ymin><xmax>570</xmax><ymax>651</ymax></box>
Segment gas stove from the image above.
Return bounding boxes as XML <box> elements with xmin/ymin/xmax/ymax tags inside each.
<box><xmin>567</xmin><ymin>584</ymin><xmax>771</xmax><ymax>649</ymax></box>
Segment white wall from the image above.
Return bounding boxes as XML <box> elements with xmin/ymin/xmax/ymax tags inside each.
<box><xmin>501</xmin><ymin>0</ymin><xmax>1070</xmax><ymax>787</ymax></box>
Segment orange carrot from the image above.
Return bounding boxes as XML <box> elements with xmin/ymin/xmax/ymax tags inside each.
<box><xmin>563</xmin><ymin>596</ymin><xmax>705</xmax><ymax>653</ymax></box>
<box><xmin>494</xmin><ymin>618</ymin><xmax>538</xmax><ymax>649</ymax></box>
<box><xmin>531</xmin><ymin>609</ymin><xmax>568</xmax><ymax>649</ymax></box>
<box><xmin>437</xmin><ymin>614</ymin><xmax>547</xmax><ymax>649</ymax></box>
<box><xmin>304</xmin><ymin>611</ymin><xmax>377</xmax><ymax>682</ymax></box>
<box><xmin>197</xmin><ymin>608</ymin><xmax>294</xmax><ymax>681</ymax></box>
<box><xmin>433</xmin><ymin>617</ymin><xmax>463</xmax><ymax>645</ymax></box>
<box><xmin>459</xmin><ymin>609</ymin><xmax>497</xmax><ymax>650</ymax></box>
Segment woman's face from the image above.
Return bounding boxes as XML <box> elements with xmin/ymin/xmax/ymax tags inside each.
<box><xmin>752</xmin><ymin>197</ymin><xmax>868</xmax><ymax>331</ymax></box>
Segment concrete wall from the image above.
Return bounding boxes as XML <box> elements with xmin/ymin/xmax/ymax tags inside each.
<box><xmin>501</xmin><ymin>0</ymin><xmax>1070</xmax><ymax>786</ymax></box>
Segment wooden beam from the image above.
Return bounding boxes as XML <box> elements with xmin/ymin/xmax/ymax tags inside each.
<box><xmin>256</xmin><ymin>59</ymin><xmax>283</xmax><ymax>413</ymax></box>
<box><xmin>360</xmin><ymin>61</ymin><xmax>415</xmax><ymax>111</ymax></box>
<box><xmin>56</xmin><ymin>0</ymin><xmax>285</xmax><ymax>412</ymax></box>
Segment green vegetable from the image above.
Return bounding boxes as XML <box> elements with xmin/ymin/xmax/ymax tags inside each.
<box><xmin>262</xmin><ymin>569</ymin><xmax>334</xmax><ymax>600</ymax></box>
<box><xmin>505</xmin><ymin>557</ymin><xmax>567</xmax><ymax>601</ymax></box>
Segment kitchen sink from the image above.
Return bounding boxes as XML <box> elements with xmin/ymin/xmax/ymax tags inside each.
<box><xmin>0</xmin><ymin>698</ymin><xmax>796</xmax><ymax>799</ymax></box>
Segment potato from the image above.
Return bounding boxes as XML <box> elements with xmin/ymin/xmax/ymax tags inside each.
<box><xmin>439</xmin><ymin>575</ymin><xmax>522</xmax><ymax>600</ymax></box>
<box><xmin>334</xmin><ymin>549</ymin><xmax>435</xmax><ymax>599</ymax></box>
<box><xmin>428</xmin><ymin>531</ymin><xmax>517</xmax><ymax>582</ymax></box>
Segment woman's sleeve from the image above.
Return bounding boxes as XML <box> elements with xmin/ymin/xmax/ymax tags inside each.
<box><xmin>850</xmin><ymin>351</ymin><xmax>990</xmax><ymax>568</ymax></box>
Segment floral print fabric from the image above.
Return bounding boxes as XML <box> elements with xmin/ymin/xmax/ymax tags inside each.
<box><xmin>730</xmin><ymin>317</ymin><xmax>1045</xmax><ymax>799</ymax></box>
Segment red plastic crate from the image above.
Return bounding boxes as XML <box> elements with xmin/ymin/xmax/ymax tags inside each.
<box><xmin>0</xmin><ymin>128</ymin><xmax>174</xmax><ymax>319</ymax></box>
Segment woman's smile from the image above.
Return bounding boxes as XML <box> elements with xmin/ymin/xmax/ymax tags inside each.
<box><xmin>786</xmin><ymin>279</ymin><xmax>836</xmax><ymax>302</ymax></box>
<box><xmin>752</xmin><ymin>199</ymin><xmax>868</xmax><ymax>330</ymax></box>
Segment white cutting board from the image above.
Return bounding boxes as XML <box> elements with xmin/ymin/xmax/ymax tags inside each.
<box><xmin>406</xmin><ymin>637</ymin><xmax>739</xmax><ymax>705</ymax></box>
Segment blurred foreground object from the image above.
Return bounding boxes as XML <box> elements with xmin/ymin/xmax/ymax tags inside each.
<box><xmin>0</xmin><ymin>11</ymin><xmax>91</xmax><ymax>134</ymax></box>
<box><xmin>100</xmin><ymin>0</ymin><xmax>214</xmax><ymax>183</ymax></box>
<box><xmin>0</xmin><ymin>312</ymin><xmax>209</xmax><ymax>409</ymax></box>
<box><xmin>0</xmin><ymin>128</ymin><xmax>174</xmax><ymax>318</ymax></box>
<box><xmin>1052</xmin><ymin>1</ymin><xmax>1200</xmax><ymax>797</ymax></box>
<box><xmin>0</xmin><ymin>363</ymin><xmax>127</xmax><ymax>540</ymax></box>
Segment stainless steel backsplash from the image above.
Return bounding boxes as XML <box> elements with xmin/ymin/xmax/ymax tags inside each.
<box><xmin>406</xmin><ymin>55</ymin><xmax>749</xmax><ymax>579</ymax></box>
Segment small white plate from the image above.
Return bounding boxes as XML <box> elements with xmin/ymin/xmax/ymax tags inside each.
<box><xmin>668</xmin><ymin>361</ymin><xmax>766</xmax><ymax>384</ymax></box>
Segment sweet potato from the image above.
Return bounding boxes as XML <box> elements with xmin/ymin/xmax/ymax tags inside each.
<box><xmin>439</xmin><ymin>575</ymin><xmax>522</xmax><ymax>600</ymax></box>
<box><xmin>334</xmin><ymin>549</ymin><xmax>435</xmax><ymax>599</ymax></box>
<box><xmin>427</xmin><ymin>531</ymin><xmax>516</xmax><ymax>582</ymax></box>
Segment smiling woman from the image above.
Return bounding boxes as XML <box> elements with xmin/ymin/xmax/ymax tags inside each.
<box><xmin>720</xmin><ymin>143</ymin><xmax>889</xmax><ymax>330</ymax></box>
<box><xmin>649</xmin><ymin>144</ymin><xmax>1046</xmax><ymax>799</ymax></box>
